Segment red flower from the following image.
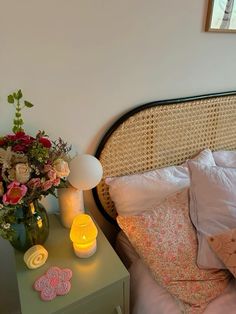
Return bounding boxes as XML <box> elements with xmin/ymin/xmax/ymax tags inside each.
<box><xmin>0</xmin><ymin>138</ymin><xmax>6</xmax><ymax>146</ymax></box>
<box><xmin>4</xmin><ymin>132</ymin><xmax>35</xmax><ymax>153</ymax></box>
<box><xmin>12</xmin><ymin>144</ymin><xmax>27</xmax><ymax>152</ymax></box>
<box><xmin>7</xmin><ymin>132</ymin><xmax>27</xmax><ymax>141</ymax></box>
<box><xmin>39</xmin><ymin>137</ymin><xmax>51</xmax><ymax>148</ymax></box>
<box><xmin>14</xmin><ymin>132</ymin><xmax>26</xmax><ymax>139</ymax></box>
<box><xmin>7</xmin><ymin>132</ymin><xmax>35</xmax><ymax>148</ymax></box>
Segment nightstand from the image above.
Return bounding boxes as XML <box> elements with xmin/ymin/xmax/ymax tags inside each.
<box><xmin>14</xmin><ymin>214</ymin><xmax>130</xmax><ymax>314</ymax></box>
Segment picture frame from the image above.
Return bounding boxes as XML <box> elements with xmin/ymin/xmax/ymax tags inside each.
<box><xmin>206</xmin><ymin>0</ymin><xmax>236</xmax><ymax>32</ymax></box>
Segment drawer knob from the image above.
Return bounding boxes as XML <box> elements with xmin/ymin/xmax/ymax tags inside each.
<box><xmin>115</xmin><ymin>305</ymin><xmax>122</xmax><ymax>314</ymax></box>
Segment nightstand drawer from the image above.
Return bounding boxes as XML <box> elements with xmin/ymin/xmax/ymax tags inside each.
<box><xmin>59</xmin><ymin>281</ymin><xmax>124</xmax><ymax>314</ymax></box>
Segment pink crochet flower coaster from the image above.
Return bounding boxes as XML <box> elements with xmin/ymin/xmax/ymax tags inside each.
<box><xmin>33</xmin><ymin>266</ymin><xmax>72</xmax><ymax>301</ymax></box>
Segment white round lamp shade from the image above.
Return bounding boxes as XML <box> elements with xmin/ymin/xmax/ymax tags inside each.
<box><xmin>68</xmin><ymin>154</ymin><xmax>103</xmax><ymax>190</ymax></box>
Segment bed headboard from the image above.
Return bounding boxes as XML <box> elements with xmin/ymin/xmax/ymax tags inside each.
<box><xmin>92</xmin><ymin>91</ymin><xmax>236</xmax><ymax>225</ymax></box>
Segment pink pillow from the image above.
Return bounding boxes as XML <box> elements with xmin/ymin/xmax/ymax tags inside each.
<box><xmin>208</xmin><ymin>229</ymin><xmax>236</xmax><ymax>278</ymax></box>
<box><xmin>117</xmin><ymin>188</ymin><xmax>230</xmax><ymax>312</ymax></box>
<box><xmin>106</xmin><ymin>149</ymin><xmax>215</xmax><ymax>216</ymax></box>
<box><xmin>188</xmin><ymin>161</ymin><xmax>236</xmax><ymax>269</ymax></box>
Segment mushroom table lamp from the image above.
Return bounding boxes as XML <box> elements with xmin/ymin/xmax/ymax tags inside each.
<box><xmin>68</xmin><ymin>154</ymin><xmax>103</xmax><ymax>191</ymax></box>
<box><xmin>70</xmin><ymin>214</ymin><xmax>98</xmax><ymax>258</ymax></box>
<box><xmin>58</xmin><ymin>154</ymin><xmax>103</xmax><ymax>228</ymax></box>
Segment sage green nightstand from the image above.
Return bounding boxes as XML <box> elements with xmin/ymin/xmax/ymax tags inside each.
<box><xmin>14</xmin><ymin>214</ymin><xmax>130</xmax><ymax>314</ymax></box>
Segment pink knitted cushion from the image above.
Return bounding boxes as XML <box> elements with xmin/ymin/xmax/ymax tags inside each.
<box><xmin>34</xmin><ymin>266</ymin><xmax>72</xmax><ymax>301</ymax></box>
<box><xmin>117</xmin><ymin>188</ymin><xmax>230</xmax><ymax>313</ymax></box>
<box><xmin>208</xmin><ymin>229</ymin><xmax>236</xmax><ymax>278</ymax></box>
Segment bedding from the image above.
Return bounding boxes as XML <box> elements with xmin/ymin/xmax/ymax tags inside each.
<box><xmin>117</xmin><ymin>188</ymin><xmax>230</xmax><ymax>313</ymax></box>
<box><xmin>213</xmin><ymin>150</ymin><xmax>236</xmax><ymax>167</ymax></box>
<box><xmin>116</xmin><ymin>231</ymin><xmax>236</xmax><ymax>314</ymax></box>
<box><xmin>92</xmin><ymin>92</ymin><xmax>236</xmax><ymax>314</ymax></box>
<box><xmin>106</xmin><ymin>149</ymin><xmax>215</xmax><ymax>216</ymax></box>
<box><xmin>188</xmin><ymin>160</ymin><xmax>236</xmax><ymax>269</ymax></box>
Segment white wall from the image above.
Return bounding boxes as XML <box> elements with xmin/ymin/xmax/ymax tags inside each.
<box><xmin>1</xmin><ymin>0</ymin><xmax>236</xmax><ymax>151</ymax></box>
<box><xmin>0</xmin><ymin>0</ymin><xmax>236</xmax><ymax>310</ymax></box>
<box><xmin>0</xmin><ymin>0</ymin><xmax>236</xmax><ymax>228</ymax></box>
<box><xmin>1</xmin><ymin>0</ymin><xmax>236</xmax><ymax>224</ymax></box>
<box><xmin>1</xmin><ymin>0</ymin><xmax>236</xmax><ymax>235</ymax></box>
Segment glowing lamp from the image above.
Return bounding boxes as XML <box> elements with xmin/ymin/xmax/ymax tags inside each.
<box><xmin>70</xmin><ymin>214</ymin><xmax>98</xmax><ymax>258</ymax></box>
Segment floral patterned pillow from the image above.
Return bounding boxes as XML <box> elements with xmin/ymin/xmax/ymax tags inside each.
<box><xmin>208</xmin><ymin>229</ymin><xmax>236</xmax><ymax>278</ymax></box>
<box><xmin>117</xmin><ymin>188</ymin><xmax>231</xmax><ymax>313</ymax></box>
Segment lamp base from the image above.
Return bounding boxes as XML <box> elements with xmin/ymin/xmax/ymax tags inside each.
<box><xmin>58</xmin><ymin>187</ymin><xmax>84</xmax><ymax>228</ymax></box>
<box><xmin>73</xmin><ymin>240</ymin><xmax>97</xmax><ymax>258</ymax></box>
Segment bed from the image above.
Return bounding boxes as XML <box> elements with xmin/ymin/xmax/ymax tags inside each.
<box><xmin>92</xmin><ymin>91</ymin><xmax>236</xmax><ymax>314</ymax></box>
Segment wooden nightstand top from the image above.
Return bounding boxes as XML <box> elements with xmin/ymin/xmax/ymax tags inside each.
<box><xmin>15</xmin><ymin>214</ymin><xmax>129</xmax><ymax>314</ymax></box>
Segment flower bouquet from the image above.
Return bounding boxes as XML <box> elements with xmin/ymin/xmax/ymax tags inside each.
<box><xmin>0</xmin><ymin>90</ymin><xmax>71</xmax><ymax>250</ymax></box>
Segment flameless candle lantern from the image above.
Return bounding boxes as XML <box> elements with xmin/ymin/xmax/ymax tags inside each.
<box><xmin>70</xmin><ymin>214</ymin><xmax>98</xmax><ymax>258</ymax></box>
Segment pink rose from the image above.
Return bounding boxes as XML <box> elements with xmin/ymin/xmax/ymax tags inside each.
<box><xmin>44</xmin><ymin>164</ymin><xmax>53</xmax><ymax>172</ymax></box>
<box><xmin>44</xmin><ymin>164</ymin><xmax>57</xmax><ymax>181</ymax></box>
<box><xmin>41</xmin><ymin>180</ymin><xmax>53</xmax><ymax>191</ymax></box>
<box><xmin>27</xmin><ymin>178</ymin><xmax>41</xmax><ymax>189</ymax></box>
<box><xmin>47</xmin><ymin>169</ymin><xmax>57</xmax><ymax>181</ymax></box>
<box><xmin>53</xmin><ymin>178</ymin><xmax>60</xmax><ymax>186</ymax></box>
<box><xmin>3</xmin><ymin>181</ymin><xmax>27</xmax><ymax>205</ymax></box>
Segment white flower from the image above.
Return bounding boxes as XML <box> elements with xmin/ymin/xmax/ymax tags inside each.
<box><xmin>15</xmin><ymin>163</ymin><xmax>31</xmax><ymax>184</ymax></box>
<box><xmin>53</xmin><ymin>159</ymin><xmax>70</xmax><ymax>178</ymax></box>
<box><xmin>2</xmin><ymin>223</ymin><xmax>10</xmax><ymax>230</ymax></box>
<box><xmin>0</xmin><ymin>147</ymin><xmax>12</xmax><ymax>169</ymax></box>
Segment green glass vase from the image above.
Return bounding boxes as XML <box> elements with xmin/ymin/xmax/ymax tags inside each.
<box><xmin>9</xmin><ymin>199</ymin><xmax>49</xmax><ymax>252</ymax></box>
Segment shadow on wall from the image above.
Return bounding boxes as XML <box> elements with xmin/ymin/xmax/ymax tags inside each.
<box><xmin>0</xmin><ymin>238</ymin><xmax>21</xmax><ymax>314</ymax></box>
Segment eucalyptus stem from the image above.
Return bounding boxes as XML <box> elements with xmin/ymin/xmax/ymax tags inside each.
<box><xmin>7</xmin><ymin>89</ymin><xmax>34</xmax><ymax>133</ymax></box>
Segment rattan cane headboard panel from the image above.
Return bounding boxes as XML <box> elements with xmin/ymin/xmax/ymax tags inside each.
<box><xmin>92</xmin><ymin>91</ymin><xmax>236</xmax><ymax>225</ymax></box>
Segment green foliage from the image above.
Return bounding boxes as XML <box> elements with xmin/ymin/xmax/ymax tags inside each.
<box><xmin>7</xmin><ymin>89</ymin><xmax>34</xmax><ymax>133</ymax></box>
<box><xmin>29</xmin><ymin>141</ymin><xmax>50</xmax><ymax>164</ymax></box>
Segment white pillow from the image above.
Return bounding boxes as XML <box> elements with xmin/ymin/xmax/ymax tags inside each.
<box><xmin>213</xmin><ymin>150</ymin><xmax>236</xmax><ymax>167</ymax></box>
<box><xmin>188</xmin><ymin>160</ymin><xmax>236</xmax><ymax>269</ymax></box>
<box><xmin>105</xmin><ymin>149</ymin><xmax>215</xmax><ymax>216</ymax></box>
